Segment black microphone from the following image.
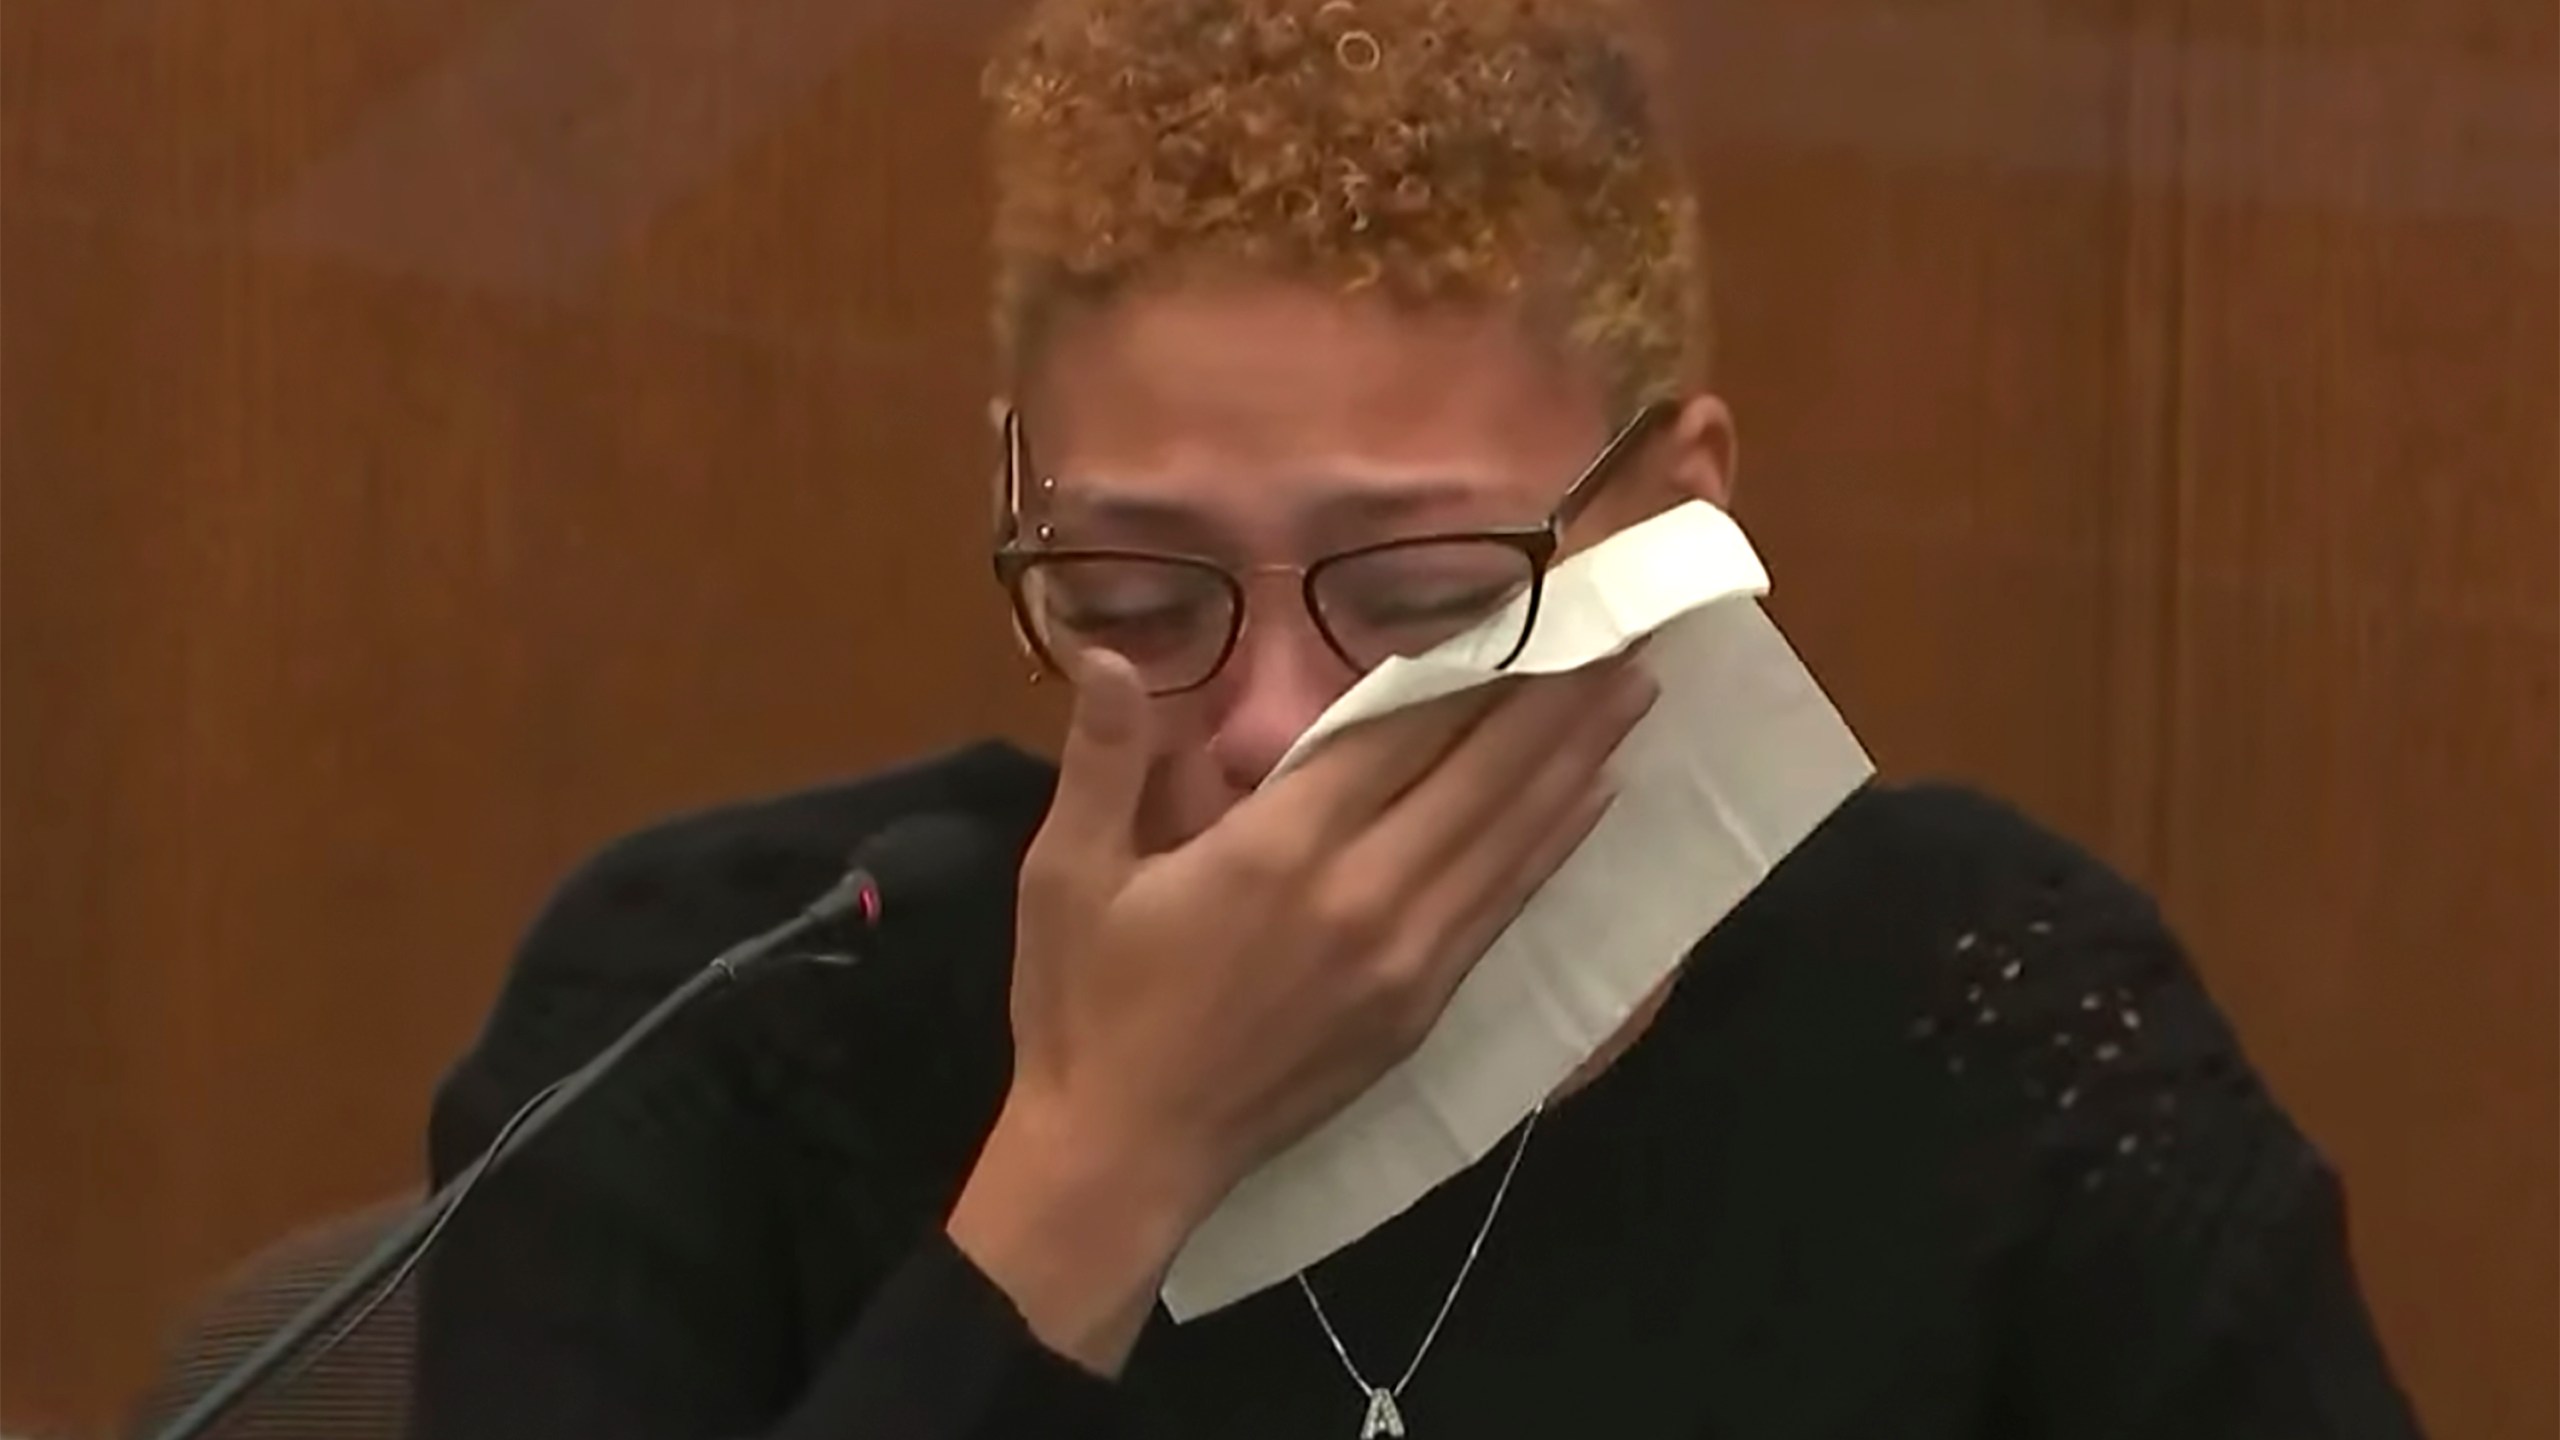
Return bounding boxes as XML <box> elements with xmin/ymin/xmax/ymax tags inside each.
<box><xmin>148</xmin><ymin>812</ymin><xmax>992</xmax><ymax>1440</ymax></box>
<box><xmin>833</xmin><ymin>812</ymin><xmax>989</xmax><ymax>932</ymax></box>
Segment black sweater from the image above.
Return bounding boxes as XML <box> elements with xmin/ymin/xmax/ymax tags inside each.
<box><xmin>415</xmin><ymin>740</ymin><xmax>2422</xmax><ymax>1439</ymax></box>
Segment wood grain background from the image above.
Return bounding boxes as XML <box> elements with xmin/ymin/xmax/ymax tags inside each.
<box><xmin>4</xmin><ymin>0</ymin><xmax>2552</xmax><ymax>1434</ymax></box>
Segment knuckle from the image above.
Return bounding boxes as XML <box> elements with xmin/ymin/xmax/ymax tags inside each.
<box><xmin>1369</xmin><ymin>966</ymin><xmax>1441</xmax><ymax>1055</ymax></box>
<box><xmin>1309</xmin><ymin>870</ymin><xmax>1398</xmax><ymax>948</ymax></box>
<box><xmin>1334</xmin><ymin>972</ymin><xmax>1413</xmax><ymax>1058</ymax></box>
<box><xmin>1016</xmin><ymin>841</ymin><xmax>1087</xmax><ymax>911</ymax></box>
<box><xmin>1211</xmin><ymin>824</ymin><xmax>1306</xmax><ymax>890</ymax></box>
<box><xmin>1342</xmin><ymin>939</ymin><xmax>1437</xmax><ymax>1041</ymax></box>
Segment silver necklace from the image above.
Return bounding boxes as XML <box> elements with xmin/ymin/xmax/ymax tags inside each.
<box><xmin>1294</xmin><ymin>1104</ymin><xmax>1544</xmax><ymax>1439</ymax></box>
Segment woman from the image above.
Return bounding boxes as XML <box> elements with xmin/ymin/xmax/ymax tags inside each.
<box><xmin>416</xmin><ymin>0</ymin><xmax>2422</xmax><ymax>1435</ymax></box>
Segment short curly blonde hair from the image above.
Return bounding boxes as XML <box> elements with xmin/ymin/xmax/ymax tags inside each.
<box><xmin>983</xmin><ymin>0</ymin><xmax>1708</xmax><ymax>409</ymax></box>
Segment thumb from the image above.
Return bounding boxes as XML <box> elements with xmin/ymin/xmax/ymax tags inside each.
<box><xmin>1036</xmin><ymin>649</ymin><xmax>1155</xmax><ymax>869</ymax></box>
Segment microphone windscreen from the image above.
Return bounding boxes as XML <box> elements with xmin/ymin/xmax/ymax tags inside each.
<box><xmin>847</xmin><ymin>813</ymin><xmax>998</xmax><ymax>914</ymax></box>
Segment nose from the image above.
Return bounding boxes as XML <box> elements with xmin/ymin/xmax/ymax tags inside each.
<box><xmin>1203</xmin><ymin>601</ymin><xmax>1359</xmax><ymax>794</ymax></box>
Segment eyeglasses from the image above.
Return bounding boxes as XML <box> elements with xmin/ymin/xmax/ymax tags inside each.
<box><xmin>992</xmin><ymin>400</ymin><xmax>1676</xmax><ymax>697</ymax></box>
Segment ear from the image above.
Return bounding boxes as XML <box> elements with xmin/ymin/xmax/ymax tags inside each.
<box><xmin>1665</xmin><ymin>392</ymin><xmax>1738</xmax><ymax>510</ymax></box>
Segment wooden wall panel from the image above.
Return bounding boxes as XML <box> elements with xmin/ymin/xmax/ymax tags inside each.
<box><xmin>2152</xmin><ymin>8</ymin><xmax>2559</xmax><ymax>1433</ymax></box>
<box><xmin>1674</xmin><ymin>2</ymin><xmax>2157</xmax><ymax>840</ymax></box>
<box><xmin>2</xmin><ymin>5</ymin><xmax>1042</xmax><ymax>1429</ymax></box>
<box><xmin>1678</xmin><ymin>6</ymin><xmax>2556</xmax><ymax>1435</ymax></box>
<box><xmin>4</xmin><ymin>0</ymin><xmax>2552</xmax><ymax>1435</ymax></box>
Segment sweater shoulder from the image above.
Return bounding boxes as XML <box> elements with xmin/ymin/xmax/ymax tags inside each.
<box><xmin>533</xmin><ymin>740</ymin><xmax>1055</xmax><ymax>958</ymax></box>
<box><xmin>429</xmin><ymin>740</ymin><xmax>1056</xmax><ymax>1170</ymax></box>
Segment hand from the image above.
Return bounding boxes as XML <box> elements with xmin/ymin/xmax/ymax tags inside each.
<box><xmin>947</xmin><ymin>650</ymin><xmax>1657</xmax><ymax>1370</ymax></box>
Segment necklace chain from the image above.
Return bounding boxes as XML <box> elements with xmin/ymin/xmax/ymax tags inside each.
<box><xmin>1294</xmin><ymin>1104</ymin><xmax>1544</xmax><ymax>1436</ymax></box>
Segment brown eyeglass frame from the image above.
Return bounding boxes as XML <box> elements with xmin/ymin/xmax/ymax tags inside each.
<box><xmin>991</xmin><ymin>398</ymin><xmax>1680</xmax><ymax>695</ymax></box>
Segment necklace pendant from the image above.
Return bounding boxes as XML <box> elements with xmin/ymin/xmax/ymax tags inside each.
<box><xmin>1360</xmin><ymin>1386</ymin><xmax>1407</xmax><ymax>1439</ymax></box>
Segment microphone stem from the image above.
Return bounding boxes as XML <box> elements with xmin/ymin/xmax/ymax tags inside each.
<box><xmin>149</xmin><ymin>876</ymin><xmax>866</xmax><ymax>1440</ymax></box>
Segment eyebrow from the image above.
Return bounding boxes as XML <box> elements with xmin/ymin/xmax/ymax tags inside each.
<box><xmin>1045</xmin><ymin>477</ymin><xmax>1506</xmax><ymax>539</ymax></box>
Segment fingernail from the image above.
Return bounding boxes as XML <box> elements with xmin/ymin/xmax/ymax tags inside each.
<box><xmin>1590</xmin><ymin>776</ymin><xmax>1626</xmax><ymax>821</ymax></box>
<box><xmin>1612</xmin><ymin>668</ymin><xmax>1660</xmax><ymax>722</ymax></box>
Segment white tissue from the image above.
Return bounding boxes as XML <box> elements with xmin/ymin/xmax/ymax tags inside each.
<box><xmin>1159</xmin><ymin>501</ymin><xmax>1874</xmax><ymax>1321</ymax></box>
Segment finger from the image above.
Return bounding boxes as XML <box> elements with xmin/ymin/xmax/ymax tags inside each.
<box><xmin>1425</xmin><ymin>666</ymin><xmax>1645</xmax><ymax>921</ymax></box>
<box><xmin>1402</xmin><ymin>780</ymin><xmax>1624</xmax><ymax>1026</ymax></box>
<box><xmin>1336</xmin><ymin>666</ymin><xmax>1647</xmax><ymax>1033</ymax></box>
<box><xmin>1356</xmin><ymin>655</ymin><xmax>1650</xmax><ymax>882</ymax></box>
<box><xmin>1225</xmin><ymin>680</ymin><xmax>1511</xmax><ymax>847</ymax></box>
<box><xmin>1024</xmin><ymin>649</ymin><xmax>1156</xmax><ymax>882</ymax></box>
